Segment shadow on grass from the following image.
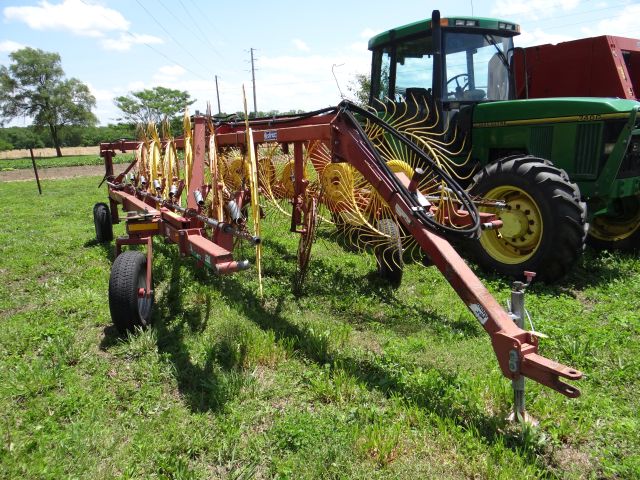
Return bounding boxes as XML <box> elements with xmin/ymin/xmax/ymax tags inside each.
<box><xmin>83</xmin><ymin>238</ymin><xmax>116</xmax><ymax>262</ymax></box>
<box><xmin>150</xmin><ymin>250</ymin><xmax>243</xmax><ymax>413</ymax></box>
<box><xmin>93</xmin><ymin>231</ymin><xmax>587</xmax><ymax>457</ymax></box>
<box><xmin>208</xmin><ymin>273</ymin><xmax>542</xmax><ymax>458</ymax></box>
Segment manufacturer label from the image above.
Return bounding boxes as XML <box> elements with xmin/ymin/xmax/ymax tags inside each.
<box><xmin>469</xmin><ymin>303</ymin><xmax>489</xmax><ymax>325</ymax></box>
<box><xmin>264</xmin><ymin>130</ymin><xmax>278</xmax><ymax>141</ymax></box>
<box><xmin>394</xmin><ymin>203</ymin><xmax>413</xmax><ymax>225</ymax></box>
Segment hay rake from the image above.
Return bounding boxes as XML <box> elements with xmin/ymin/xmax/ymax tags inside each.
<box><xmin>96</xmin><ymin>99</ymin><xmax>582</xmax><ymax>418</ymax></box>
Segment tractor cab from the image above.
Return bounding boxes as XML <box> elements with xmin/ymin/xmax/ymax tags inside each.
<box><xmin>368</xmin><ymin>10</ymin><xmax>519</xmax><ymax>132</ymax></box>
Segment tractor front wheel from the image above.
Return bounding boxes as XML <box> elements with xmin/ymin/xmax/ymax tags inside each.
<box><xmin>587</xmin><ymin>194</ymin><xmax>640</xmax><ymax>251</ymax></box>
<box><xmin>468</xmin><ymin>156</ymin><xmax>587</xmax><ymax>282</ymax></box>
<box><xmin>109</xmin><ymin>251</ymin><xmax>153</xmax><ymax>333</ymax></box>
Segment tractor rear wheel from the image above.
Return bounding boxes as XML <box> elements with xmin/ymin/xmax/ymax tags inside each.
<box><xmin>109</xmin><ymin>250</ymin><xmax>153</xmax><ymax>333</ymax></box>
<box><xmin>468</xmin><ymin>156</ymin><xmax>587</xmax><ymax>282</ymax></box>
<box><xmin>93</xmin><ymin>202</ymin><xmax>113</xmax><ymax>243</ymax></box>
<box><xmin>587</xmin><ymin>194</ymin><xmax>640</xmax><ymax>251</ymax></box>
<box><xmin>375</xmin><ymin>218</ymin><xmax>403</xmax><ymax>287</ymax></box>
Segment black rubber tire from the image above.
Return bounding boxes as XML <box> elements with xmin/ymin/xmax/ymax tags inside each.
<box><xmin>93</xmin><ymin>202</ymin><xmax>113</xmax><ymax>243</ymax></box>
<box><xmin>588</xmin><ymin>226</ymin><xmax>640</xmax><ymax>251</ymax></box>
<box><xmin>108</xmin><ymin>251</ymin><xmax>153</xmax><ymax>333</ymax></box>
<box><xmin>375</xmin><ymin>218</ymin><xmax>403</xmax><ymax>287</ymax></box>
<box><xmin>468</xmin><ymin>156</ymin><xmax>587</xmax><ymax>282</ymax></box>
<box><xmin>586</xmin><ymin>194</ymin><xmax>640</xmax><ymax>252</ymax></box>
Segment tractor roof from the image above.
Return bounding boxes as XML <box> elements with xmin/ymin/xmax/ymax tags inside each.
<box><xmin>368</xmin><ymin>16</ymin><xmax>520</xmax><ymax>50</ymax></box>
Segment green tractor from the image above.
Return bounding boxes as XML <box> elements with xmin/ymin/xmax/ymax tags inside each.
<box><xmin>367</xmin><ymin>10</ymin><xmax>640</xmax><ymax>281</ymax></box>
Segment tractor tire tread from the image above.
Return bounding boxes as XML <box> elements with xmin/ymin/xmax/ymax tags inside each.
<box><xmin>469</xmin><ymin>156</ymin><xmax>587</xmax><ymax>282</ymax></box>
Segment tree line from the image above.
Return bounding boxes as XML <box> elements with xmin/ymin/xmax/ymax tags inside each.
<box><xmin>0</xmin><ymin>124</ymin><xmax>136</xmax><ymax>151</ymax></box>
<box><xmin>0</xmin><ymin>47</ymin><xmax>317</xmax><ymax>155</ymax></box>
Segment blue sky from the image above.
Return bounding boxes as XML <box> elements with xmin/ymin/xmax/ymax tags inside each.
<box><xmin>1</xmin><ymin>0</ymin><xmax>638</xmax><ymax>125</ymax></box>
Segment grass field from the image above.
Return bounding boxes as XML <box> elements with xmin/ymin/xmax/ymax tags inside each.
<box><xmin>0</xmin><ymin>153</ymin><xmax>133</xmax><ymax>171</ymax></box>
<box><xmin>1</xmin><ymin>176</ymin><xmax>638</xmax><ymax>479</ymax></box>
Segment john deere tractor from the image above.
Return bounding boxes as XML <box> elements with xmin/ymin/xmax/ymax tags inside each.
<box><xmin>367</xmin><ymin>10</ymin><xmax>640</xmax><ymax>281</ymax></box>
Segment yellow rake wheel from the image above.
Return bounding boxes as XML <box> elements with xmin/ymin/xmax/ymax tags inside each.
<box><xmin>280</xmin><ymin>161</ymin><xmax>308</xmax><ymax>198</ymax></box>
<box><xmin>295</xmin><ymin>196</ymin><xmax>319</xmax><ymax>291</ymax></box>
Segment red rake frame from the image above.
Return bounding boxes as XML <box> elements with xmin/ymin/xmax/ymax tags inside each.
<box><xmin>100</xmin><ymin>108</ymin><xmax>582</xmax><ymax>399</ymax></box>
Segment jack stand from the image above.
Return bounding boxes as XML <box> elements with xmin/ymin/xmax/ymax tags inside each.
<box><xmin>507</xmin><ymin>271</ymin><xmax>538</xmax><ymax>425</ymax></box>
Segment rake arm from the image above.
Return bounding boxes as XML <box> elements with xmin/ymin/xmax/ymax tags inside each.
<box><xmin>330</xmin><ymin>107</ymin><xmax>583</xmax><ymax>397</ymax></box>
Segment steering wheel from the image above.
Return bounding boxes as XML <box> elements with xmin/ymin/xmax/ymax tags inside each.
<box><xmin>446</xmin><ymin>74</ymin><xmax>469</xmax><ymax>99</ymax></box>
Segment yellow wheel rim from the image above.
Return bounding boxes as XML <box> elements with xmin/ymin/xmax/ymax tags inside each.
<box><xmin>589</xmin><ymin>197</ymin><xmax>640</xmax><ymax>242</ymax></box>
<box><xmin>479</xmin><ymin>185</ymin><xmax>543</xmax><ymax>264</ymax></box>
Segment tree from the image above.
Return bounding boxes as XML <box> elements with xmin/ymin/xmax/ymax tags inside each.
<box><xmin>114</xmin><ymin>87</ymin><xmax>196</xmax><ymax>126</ymax></box>
<box><xmin>348</xmin><ymin>73</ymin><xmax>371</xmax><ymax>106</ymax></box>
<box><xmin>0</xmin><ymin>47</ymin><xmax>97</xmax><ymax>157</ymax></box>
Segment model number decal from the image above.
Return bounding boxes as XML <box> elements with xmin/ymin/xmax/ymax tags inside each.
<box><xmin>469</xmin><ymin>303</ymin><xmax>489</xmax><ymax>325</ymax></box>
<box><xmin>578</xmin><ymin>114</ymin><xmax>602</xmax><ymax>121</ymax></box>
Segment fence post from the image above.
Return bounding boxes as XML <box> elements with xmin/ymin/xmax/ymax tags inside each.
<box><xmin>29</xmin><ymin>148</ymin><xmax>42</xmax><ymax>195</ymax></box>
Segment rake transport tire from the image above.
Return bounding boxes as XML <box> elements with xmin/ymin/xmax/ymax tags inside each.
<box><xmin>109</xmin><ymin>251</ymin><xmax>153</xmax><ymax>334</ymax></box>
<box><xmin>469</xmin><ymin>156</ymin><xmax>587</xmax><ymax>282</ymax></box>
<box><xmin>93</xmin><ymin>202</ymin><xmax>113</xmax><ymax>243</ymax></box>
<box><xmin>375</xmin><ymin>218</ymin><xmax>403</xmax><ymax>287</ymax></box>
<box><xmin>587</xmin><ymin>194</ymin><xmax>640</xmax><ymax>251</ymax></box>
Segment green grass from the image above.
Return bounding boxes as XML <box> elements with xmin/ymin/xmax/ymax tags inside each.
<box><xmin>0</xmin><ymin>176</ymin><xmax>639</xmax><ymax>479</ymax></box>
<box><xmin>0</xmin><ymin>153</ymin><xmax>133</xmax><ymax>171</ymax></box>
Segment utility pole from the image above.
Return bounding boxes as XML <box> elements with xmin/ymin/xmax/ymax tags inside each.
<box><xmin>214</xmin><ymin>75</ymin><xmax>221</xmax><ymax>114</ymax></box>
<box><xmin>250</xmin><ymin>48</ymin><xmax>257</xmax><ymax>116</ymax></box>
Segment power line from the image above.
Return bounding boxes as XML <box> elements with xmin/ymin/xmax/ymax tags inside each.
<box><xmin>178</xmin><ymin>0</ymin><xmax>227</xmax><ymax>62</ymax></box>
<box><xmin>521</xmin><ymin>0</ymin><xmax>633</xmax><ymax>25</ymax></box>
<box><xmin>78</xmin><ymin>0</ymin><xmax>211</xmax><ymax>83</ymax></box>
<box><xmin>185</xmin><ymin>0</ymin><xmax>226</xmax><ymax>61</ymax></box>
<box><xmin>156</xmin><ymin>0</ymin><xmax>204</xmax><ymax>43</ymax></box>
<box><xmin>122</xmin><ymin>31</ymin><xmax>210</xmax><ymax>83</ymax></box>
<box><xmin>133</xmin><ymin>0</ymin><xmax>214</xmax><ymax>78</ymax></box>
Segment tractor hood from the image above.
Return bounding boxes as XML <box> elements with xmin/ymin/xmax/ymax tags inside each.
<box><xmin>473</xmin><ymin>97</ymin><xmax>640</xmax><ymax>127</ymax></box>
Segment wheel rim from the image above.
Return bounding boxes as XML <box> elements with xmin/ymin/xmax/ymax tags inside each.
<box><xmin>136</xmin><ymin>268</ymin><xmax>152</xmax><ymax>321</ymax></box>
<box><xmin>589</xmin><ymin>196</ymin><xmax>640</xmax><ymax>242</ymax></box>
<box><xmin>479</xmin><ymin>185</ymin><xmax>543</xmax><ymax>265</ymax></box>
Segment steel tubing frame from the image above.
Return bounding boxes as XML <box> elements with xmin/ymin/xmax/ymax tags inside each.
<box><xmin>100</xmin><ymin>109</ymin><xmax>582</xmax><ymax>399</ymax></box>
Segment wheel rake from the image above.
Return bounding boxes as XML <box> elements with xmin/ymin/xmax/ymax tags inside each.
<box><xmin>96</xmin><ymin>99</ymin><xmax>583</xmax><ymax>419</ymax></box>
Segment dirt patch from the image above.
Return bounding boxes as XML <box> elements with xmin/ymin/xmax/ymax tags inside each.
<box><xmin>0</xmin><ymin>164</ymin><xmax>129</xmax><ymax>182</ymax></box>
<box><xmin>0</xmin><ymin>146</ymin><xmax>99</xmax><ymax>160</ymax></box>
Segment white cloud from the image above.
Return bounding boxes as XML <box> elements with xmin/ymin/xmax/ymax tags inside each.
<box><xmin>157</xmin><ymin>65</ymin><xmax>186</xmax><ymax>77</ymax></box>
<box><xmin>4</xmin><ymin>0</ymin><xmax>162</xmax><ymax>52</ymax></box>
<box><xmin>3</xmin><ymin>0</ymin><xmax>129</xmax><ymax>37</ymax></box>
<box><xmin>360</xmin><ymin>28</ymin><xmax>382</xmax><ymax>39</ymax></box>
<box><xmin>349</xmin><ymin>41</ymin><xmax>369</xmax><ymax>53</ymax></box>
<box><xmin>292</xmin><ymin>39</ymin><xmax>310</xmax><ymax>52</ymax></box>
<box><xmin>580</xmin><ymin>4</ymin><xmax>640</xmax><ymax>37</ymax></box>
<box><xmin>0</xmin><ymin>40</ymin><xmax>26</xmax><ymax>53</ymax></box>
<box><xmin>152</xmin><ymin>65</ymin><xmax>187</xmax><ymax>82</ymax></box>
<box><xmin>492</xmin><ymin>0</ymin><xmax>581</xmax><ymax>20</ymax></box>
<box><xmin>517</xmin><ymin>28</ymin><xmax>575</xmax><ymax>47</ymax></box>
<box><xmin>101</xmin><ymin>33</ymin><xmax>163</xmax><ymax>52</ymax></box>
